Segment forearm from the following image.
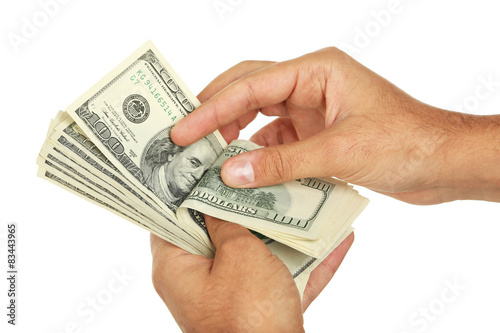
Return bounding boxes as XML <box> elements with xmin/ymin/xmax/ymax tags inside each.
<box><xmin>443</xmin><ymin>113</ymin><xmax>500</xmax><ymax>202</ymax></box>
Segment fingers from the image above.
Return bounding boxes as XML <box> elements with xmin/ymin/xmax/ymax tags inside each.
<box><xmin>197</xmin><ymin>61</ymin><xmax>274</xmax><ymax>103</ymax></box>
<box><xmin>196</xmin><ymin>61</ymin><xmax>274</xmax><ymax>144</ymax></box>
<box><xmin>250</xmin><ymin>118</ymin><xmax>299</xmax><ymax>147</ymax></box>
<box><xmin>302</xmin><ymin>233</ymin><xmax>355</xmax><ymax>312</ymax></box>
<box><xmin>218</xmin><ymin>109</ymin><xmax>259</xmax><ymax>144</ymax></box>
<box><xmin>171</xmin><ymin>61</ymin><xmax>299</xmax><ymax>146</ymax></box>
<box><xmin>221</xmin><ymin>130</ymin><xmax>340</xmax><ymax>188</ymax></box>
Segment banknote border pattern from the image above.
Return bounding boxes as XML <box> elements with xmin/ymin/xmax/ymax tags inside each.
<box><xmin>74</xmin><ymin>49</ymin><xmax>196</xmax><ymax>192</ymax></box>
<box><xmin>188</xmin><ymin>144</ymin><xmax>335</xmax><ymax>232</ymax></box>
<box><xmin>293</xmin><ymin>258</ymin><xmax>317</xmax><ymax>279</ymax></box>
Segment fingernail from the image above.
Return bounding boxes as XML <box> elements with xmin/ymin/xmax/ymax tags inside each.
<box><xmin>225</xmin><ymin>160</ymin><xmax>255</xmax><ymax>187</ymax></box>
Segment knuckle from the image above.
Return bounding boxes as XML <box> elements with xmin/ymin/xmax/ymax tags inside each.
<box><xmin>319</xmin><ymin>46</ymin><xmax>354</xmax><ymax>69</ymax></box>
<box><xmin>260</xmin><ymin>146</ymin><xmax>294</xmax><ymax>183</ymax></box>
<box><xmin>323</xmin><ymin>46</ymin><xmax>342</xmax><ymax>55</ymax></box>
<box><xmin>208</xmin><ymin>98</ymin><xmax>224</xmax><ymax>129</ymax></box>
<box><xmin>242</xmin><ymin>79</ymin><xmax>260</xmax><ymax>111</ymax></box>
<box><xmin>323</xmin><ymin>46</ymin><xmax>348</xmax><ymax>59</ymax></box>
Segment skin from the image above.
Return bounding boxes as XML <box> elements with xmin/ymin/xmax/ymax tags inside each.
<box><xmin>172</xmin><ymin>47</ymin><xmax>500</xmax><ymax>204</ymax></box>
<box><xmin>151</xmin><ymin>216</ymin><xmax>354</xmax><ymax>333</ymax></box>
<box><xmin>164</xmin><ymin>140</ymin><xmax>217</xmax><ymax>197</ymax></box>
<box><xmin>152</xmin><ymin>47</ymin><xmax>500</xmax><ymax>332</ymax></box>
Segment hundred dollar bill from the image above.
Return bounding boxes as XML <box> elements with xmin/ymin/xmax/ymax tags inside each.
<box><xmin>37</xmin><ymin>112</ymin><xmax>334</xmax><ymax>292</ymax></box>
<box><xmin>65</xmin><ymin>41</ymin><xmax>226</xmax><ymax>250</ymax></box>
<box><xmin>38</xmin><ymin>112</ymin><xmax>213</xmax><ymax>257</ymax></box>
<box><xmin>179</xmin><ymin>140</ymin><xmax>369</xmax><ymax>257</ymax></box>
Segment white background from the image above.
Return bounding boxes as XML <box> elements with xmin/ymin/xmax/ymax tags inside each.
<box><xmin>1</xmin><ymin>0</ymin><xmax>499</xmax><ymax>332</ymax></box>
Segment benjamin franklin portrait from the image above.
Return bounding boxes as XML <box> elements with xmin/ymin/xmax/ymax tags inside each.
<box><xmin>142</xmin><ymin>126</ymin><xmax>221</xmax><ymax>211</ymax></box>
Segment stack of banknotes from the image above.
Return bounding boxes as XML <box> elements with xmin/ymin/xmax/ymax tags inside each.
<box><xmin>37</xmin><ymin>41</ymin><xmax>369</xmax><ymax>296</ymax></box>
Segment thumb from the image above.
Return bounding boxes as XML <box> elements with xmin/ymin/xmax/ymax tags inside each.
<box><xmin>204</xmin><ymin>215</ymin><xmax>255</xmax><ymax>250</ymax></box>
<box><xmin>204</xmin><ymin>215</ymin><xmax>271</xmax><ymax>265</ymax></box>
<box><xmin>221</xmin><ymin>132</ymin><xmax>338</xmax><ymax>188</ymax></box>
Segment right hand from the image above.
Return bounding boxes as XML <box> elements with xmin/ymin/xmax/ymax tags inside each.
<box><xmin>172</xmin><ymin>47</ymin><xmax>500</xmax><ymax>204</ymax></box>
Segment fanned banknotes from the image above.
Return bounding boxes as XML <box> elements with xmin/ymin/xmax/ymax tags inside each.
<box><xmin>37</xmin><ymin>41</ymin><xmax>368</xmax><ymax>297</ymax></box>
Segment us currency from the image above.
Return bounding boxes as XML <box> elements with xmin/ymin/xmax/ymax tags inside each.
<box><xmin>37</xmin><ymin>112</ymin><xmax>212</xmax><ymax>257</ymax></box>
<box><xmin>38</xmin><ymin>123</ymin><xmax>350</xmax><ymax>296</ymax></box>
<box><xmin>37</xmin><ymin>146</ymin><xmax>175</xmax><ymax>247</ymax></box>
<box><xmin>65</xmin><ymin>41</ymin><xmax>226</xmax><ymax>252</ymax></box>
<box><xmin>38</xmin><ymin>41</ymin><xmax>369</xmax><ymax>297</ymax></box>
<box><xmin>179</xmin><ymin>140</ymin><xmax>368</xmax><ymax>257</ymax></box>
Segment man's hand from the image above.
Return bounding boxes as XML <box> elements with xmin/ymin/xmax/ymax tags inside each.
<box><xmin>172</xmin><ymin>47</ymin><xmax>500</xmax><ymax>204</ymax></box>
<box><xmin>151</xmin><ymin>215</ymin><xmax>354</xmax><ymax>332</ymax></box>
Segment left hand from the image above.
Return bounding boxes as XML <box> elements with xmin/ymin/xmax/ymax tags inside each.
<box><xmin>151</xmin><ymin>215</ymin><xmax>354</xmax><ymax>332</ymax></box>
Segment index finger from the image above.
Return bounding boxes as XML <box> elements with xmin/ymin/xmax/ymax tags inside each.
<box><xmin>197</xmin><ymin>60</ymin><xmax>275</xmax><ymax>103</ymax></box>
<box><xmin>171</xmin><ymin>60</ymin><xmax>298</xmax><ymax>146</ymax></box>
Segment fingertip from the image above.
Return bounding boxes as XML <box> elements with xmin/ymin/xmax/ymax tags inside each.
<box><xmin>172</xmin><ymin>105</ymin><xmax>219</xmax><ymax>146</ymax></box>
<box><xmin>204</xmin><ymin>215</ymin><xmax>240</xmax><ymax>238</ymax></box>
<box><xmin>172</xmin><ymin>119</ymin><xmax>205</xmax><ymax>147</ymax></box>
<box><xmin>221</xmin><ymin>157</ymin><xmax>256</xmax><ymax>188</ymax></box>
<box><xmin>203</xmin><ymin>215</ymin><xmax>219</xmax><ymax>230</ymax></box>
<box><xmin>325</xmin><ymin>232</ymin><xmax>355</xmax><ymax>269</ymax></box>
<box><xmin>197</xmin><ymin>87</ymin><xmax>213</xmax><ymax>104</ymax></box>
<box><xmin>171</xmin><ymin>120</ymin><xmax>189</xmax><ymax>146</ymax></box>
<box><xmin>221</xmin><ymin>145</ymin><xmax>296</xmax><ymax>188</ymax></box>
<box><xmin>203</xmin><ymin>215</ymin><xmax>226</xmax><ymax>239</ymax></box>
<box><xmin>204</xmin><ymin>215</ymin><xmax>254</xmax><ymax>250</ymax></box>
<box><xmin>341</xmin><ymin>232</ymin><xmax>355</xmax><ymax>250</ymax></box>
